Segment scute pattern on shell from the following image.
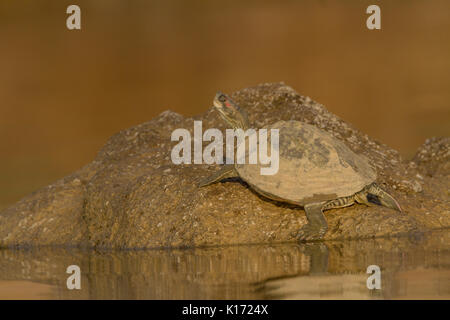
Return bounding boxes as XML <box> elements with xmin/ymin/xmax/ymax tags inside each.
<box><xmin>236</xmin><ymin>120</ymin><xmax>377</xmax><ymax>205</ymax></box>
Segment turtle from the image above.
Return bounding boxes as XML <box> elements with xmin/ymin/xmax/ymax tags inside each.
<box><xmin>199</xmin><ymin>92</ymin><xmax>402</xmax><ymax>241</ymax></box>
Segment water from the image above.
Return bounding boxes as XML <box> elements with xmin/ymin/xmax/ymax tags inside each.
<box><xmin>0</xmin><ymin>230</ymin><xmax>448</xmax><ymax>299</ymax></box>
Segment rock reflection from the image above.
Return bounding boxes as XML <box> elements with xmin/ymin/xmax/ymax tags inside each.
<box><xmin>0</xmin><ymin>230</ymin><xmax>448</xmax><ymax>299</ymax></box>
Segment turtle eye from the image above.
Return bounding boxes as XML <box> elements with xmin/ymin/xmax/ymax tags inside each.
<box><xmin>218</xmin><ymin>95</ymin><xmax>227</xmax><ymax>103</ymax></box>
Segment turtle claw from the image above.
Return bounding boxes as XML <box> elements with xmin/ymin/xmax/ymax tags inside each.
<box><xmin>296</xmin><ymin>224</ymin><xmax>327</xmax><ymax>242</ymax></box>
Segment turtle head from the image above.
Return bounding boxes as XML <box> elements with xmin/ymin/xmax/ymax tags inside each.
<box><xmin>355</xmin><ymin>183</ymin><xmax>402</xmax><ymax>212</ymax></box>
<box><xmin>213</xmin><ymin>92</ymin><xmax>249</xmax><ymax>130</ymax></box>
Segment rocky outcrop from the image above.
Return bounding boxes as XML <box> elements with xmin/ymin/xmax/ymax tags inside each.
<box><xmin>0</xmin><ymin>83</ymin><xmax>448</xmax><ymax>248</ymax></box>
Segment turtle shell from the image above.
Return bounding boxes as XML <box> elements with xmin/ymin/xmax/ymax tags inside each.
<box><xmin>235</xmin><ymin>120</ymin><xmax>376</xmax><ymax>205</ymax></box>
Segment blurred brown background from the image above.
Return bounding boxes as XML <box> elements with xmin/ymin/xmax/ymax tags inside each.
<box><xmin>0</xmin><ymin>0</ymin><xmax>449</xmax><ymax>209</ymax></box>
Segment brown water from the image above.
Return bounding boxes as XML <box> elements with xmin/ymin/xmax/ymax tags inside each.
<box><xmin>1</xmin><ymin>0</ymin><xmax>450</xmax><ymax>209</ymax></box>
<box><xmin>0</xmin><ymin>230</ymin><xmax>448</xmax><ymax>299</ymax></box>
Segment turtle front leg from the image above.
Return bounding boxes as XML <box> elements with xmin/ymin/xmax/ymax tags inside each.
<box><xmin>297</xmin><ymin>202</ymin><xmax>328</xmax><ymax>241</ymax></box>
<box><xmin>198</xmin><ymin>164</ymin><xmax>237</xmax><ymax>187</ymax></box>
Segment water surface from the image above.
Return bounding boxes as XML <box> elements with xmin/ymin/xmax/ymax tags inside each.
<box><xmin>0</xmin><ymin>230</ymin><xmax>448</xmax><ymax>299</ymax></box>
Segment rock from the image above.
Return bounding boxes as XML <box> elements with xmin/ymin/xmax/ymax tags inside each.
<box><xmin>0</xmin><ymin>83</ymin><xmax>448</xmax><ymax>248</ymax></box>
<box><xmin>412</xmin><ymin>137</ymin><xmax>450</xmax><ymax>177</ymax></box>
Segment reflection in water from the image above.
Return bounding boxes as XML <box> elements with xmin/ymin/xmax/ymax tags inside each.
<box><xmin>0</xmin><ymin>230</ymin><xmax>448</xmax><ymax>299</ymax></box>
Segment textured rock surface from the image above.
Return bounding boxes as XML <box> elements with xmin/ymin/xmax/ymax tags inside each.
<box><xmin>0</xmin><ymin>83</ymin><xmax>448</xmax><ymax>248</ymax></box>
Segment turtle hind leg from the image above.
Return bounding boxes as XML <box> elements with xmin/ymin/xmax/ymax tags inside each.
<box><xmin>297</xmin><ymin>196</ymin><xmax>356</xmax><ymax>241</ymax></box>
<box><xmin>197</xmin><ymin>165</ymin><xmax>237</xmax><ymax>187</ymax></box>
<box><xmin>297</xmin><ymin>202</ymin><xmax>328</xmax><ymax>242</ymax></box>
